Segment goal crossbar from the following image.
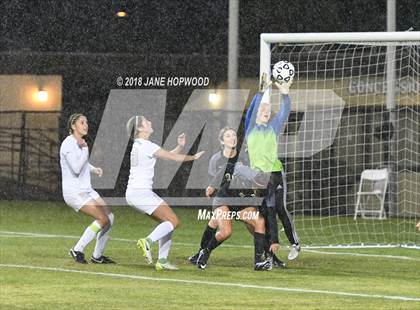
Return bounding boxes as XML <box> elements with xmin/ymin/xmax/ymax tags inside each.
<box><xmin>261</xmin><ymin>31</ymin><xmax>420</xmax><ymax>44</ymax></box>
<box><xmin>260</xmin><ymin>31</ymin><xmax>420</xmax><ymax>80</ymax></box>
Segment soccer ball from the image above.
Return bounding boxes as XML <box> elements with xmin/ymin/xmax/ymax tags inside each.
<box><xmin>272</xmin><ymin>60</ymin><xmax>295</xmax><ymax>83</ymax></box>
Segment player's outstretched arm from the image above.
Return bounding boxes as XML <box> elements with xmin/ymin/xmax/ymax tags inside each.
<box><xmin>154</xmin><ymin>148</ymin><xmax>204</xmax><ymax>162</ymax></box>
<box><xmin>170</xmin><ymin>133</ymin><xmax>185</xmax><ymax>154</ymax></box>
<box><xmin>245</xmin><ymin>92</ymin><xmax>264</xmax><ymax>134</ymax></box>
<box><xmin>269</xmin><ymin>82</ymin><xmax>292</xmax><ymax>133</ymax></box>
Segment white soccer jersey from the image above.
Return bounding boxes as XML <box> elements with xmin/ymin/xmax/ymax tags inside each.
<box><xmin>60</xmin><ymin>135</ymin><xmax>92</xmax><ymax>193</ymax></box>
<box><xmin>127</xmin><ymin>138</ymin><xmax>161</xmax><ymax>190</ymax></box>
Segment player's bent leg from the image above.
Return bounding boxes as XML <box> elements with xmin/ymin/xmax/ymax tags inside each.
<box><xmin>189</xmin><ymin>218</ymin><xmax>218</xmax><ymax>265</ymax></box>
<box><xmin>90</xmin><ymin>198</ymin><xmax>116</xmax><ymax>264</ymax></box>
<box><xmin>275</xmin><ymin>198</ymin><xmax>301</xmax><ymax>260</ymax></box>
<box><xmin>197</xmin><ymin>206</ymin><xmax>231</xmax><ymax>270</ymax></box>
<box><xmin>70</xmin><ymin>201</ymin><xmax>109</xmax><ymax>264</ymax></box>
<box><xmin>94</xmin><ymin>196</ymin><xmax>111</xmax><ymax>212</ymax></box>
<box><xmin>244</xmin><ymin>222</ymin><xmax>254</xmax><ymax>235</ymax></box>
<box><xmin>79</xmin><ymin>201</ymin><xmax>110</xmax><ymax>227</ymax></box>
<box><xmin>237</xmin><ymin>207</ymin><xmax>262</xmax><ymax>232</ymax></box>
<box><xmin>238</xmin><ymin>210</ymin><xmax>271</xmax><ymax>271</ymax></box>
<box><xmin>213</xmin><ymin>207</ymin><xmax>232</xmax><ymax>241</ymax></box>
<box><xmin>236</xmin><ymin>207</ymin><xmax>269</xmax><ymax>270</ymax></box>
<box><xmin>138</xmin><ymin>202</ymin><xmax>178</xmax><ymax>268</ymax></box>
<box><xmin>275</xmin><ymin>173</ymin><xmax>300</xmax><ymax>260</ymax></box>
<box><xmin>155</xmin><ymin>232</ymin><xmax>178</xmax><ymax>271</ymax></box>
<box><xmin>151</xmin><ymin>202</ymin><xmax>179</xmax><ymax>228</ymax></box>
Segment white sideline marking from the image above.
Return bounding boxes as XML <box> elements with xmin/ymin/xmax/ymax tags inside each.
<box><xmin>1</xmin><ymin>264</ymin><xmax>419</xmax><ymax>302</ymax></box>
<box><xmin>1</xmin><ymin>230</ymin><xmax>419</xmax><ymax>262</ymax></box>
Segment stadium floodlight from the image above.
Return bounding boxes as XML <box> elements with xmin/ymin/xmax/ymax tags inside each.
<box><xmin>260</xmin><ymin>32</ymin><xmax>420</xmax><ymax>248</ymax></box>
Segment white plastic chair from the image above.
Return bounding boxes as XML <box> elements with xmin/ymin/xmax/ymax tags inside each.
<box><xmin>354</xmin><ymin>169</ymin><xmax>389</xmax><ymax>220</ymax></box>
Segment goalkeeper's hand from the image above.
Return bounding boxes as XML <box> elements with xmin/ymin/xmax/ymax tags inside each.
<box><xmin>274</xmin><ymin>78</ymin><xmax>293</xmax><ymax>95</ymax></box>
<box><xmin>260</xmin><ymin>80</ymin><xmax>273</xmax><ymax>92</ymax></box>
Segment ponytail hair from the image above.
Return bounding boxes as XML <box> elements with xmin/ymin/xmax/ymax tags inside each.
<box><xmin>67</xmin><ymin>113</ymin><xmax>85</xmax><ymax>134</ymax></box>
<box><xmin>126</xmin><ymin>115</ymin><xmax>143</xmax><ymax>139</ymax></box>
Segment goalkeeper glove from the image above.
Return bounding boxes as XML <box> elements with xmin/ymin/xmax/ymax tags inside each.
<box><xmin>274</xmin><ymin>78</ymin><xmax>293</xmax><ymax>95</ymax></box>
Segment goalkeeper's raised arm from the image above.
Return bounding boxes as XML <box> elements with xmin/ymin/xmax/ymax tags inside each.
<box><xmin>269</xmin><ymin>82</ymin><xmax>292</xmax><ymax>133</ymax></box>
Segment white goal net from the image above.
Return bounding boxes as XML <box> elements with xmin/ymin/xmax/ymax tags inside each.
<box><xmin>261</xmin><ymin>32</ymin><xmax>420</xmax><ymax>247</ymax></box>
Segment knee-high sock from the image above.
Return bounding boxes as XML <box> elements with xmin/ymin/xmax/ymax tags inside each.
<box><xmin>74</xmin><ymin>221</ymin><xmax>102</xmax><ymax>252</ymax></box>
<box><xmin>97</xmin><ymin>213</ymin><xmax>114</xmax><ymax>239</ymax></box>
<box><xmin>263</xmin><ymin>232</ymin><xmax>271</xmax><ymax>254</ymax></box>
<box><xmin>93</xmin><ymin>232</ymin><xmax>110</xmax><ymax>258</ymax></box>
<box><xmin>206</xmin><ymin>234</ymin><xmax>223</xmax><ymax>253</ymax></box>
<box><xmin>254</xmin><ymin>232</ymin><xmax>265</xmax><ymax>264</ymax></box>
<box><xmin>93</xmin><ymin>213</ymin><xmax>114</xmax><ymax>258</ymax></box>
<box><xmin>147</xmin><ymin>221</ymin><xmax>174</xmax><ymax>243</ymax></box>
<box><xmin>200</xmin><ymin>225</ymin><xmax>217</xmax><ymax>250</ymax></box>
<box><xmin>158</xmin><ymin>232</ymin><xmax>172</xmax><ymax>260</ymax></box>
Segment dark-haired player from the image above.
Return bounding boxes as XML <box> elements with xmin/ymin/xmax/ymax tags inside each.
<box><xmin>190</xmin><ymin>127</ymin><xmax>273</xmax><ymax>270</ymax></box>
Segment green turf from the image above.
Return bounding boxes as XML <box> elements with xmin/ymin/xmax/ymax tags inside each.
<box><xmin>1</xmin><ymin>201</ymin><xmax>419</xmax><ymax>309</ymax></box>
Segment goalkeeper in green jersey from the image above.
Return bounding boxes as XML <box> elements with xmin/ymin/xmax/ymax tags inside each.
<box><xmin>244</xmin><ymin>79</ymin><xmax>301</xmax><ymax>262</ymax></box>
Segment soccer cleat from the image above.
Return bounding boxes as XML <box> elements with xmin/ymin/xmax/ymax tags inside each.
<box><xmin>196</xmin><ymin>248</ymin><xmax>210</xmax><ymax>270</ymax></box>
<box><xmin>288</xmin><ymin>244</ymin><xmax>301</xmax><ymax>261</ymax></box>
<box><xmin>188</xmin><ymin>252</ymin><xmax>200</xmax><ymax>265</ymax></box>
<box><xmin>91</xmin><ymin>255</ymin><xmax>116</xmax><ymax>264</ymax></box>
<box><xmin>272</xmin><ymin>254</ymin><xmax>286</xmax><ymax>268</ymax></box>
<box><xmin>137</xmin><ymin>238</ymin><xmax>153</xmax><ymax>264</ymax></box>
<box><xmin>254</xmin><ymin>259</ymin><xmax>272</xmax><ymax>271</ymax></box>
<box><xmin>155</xmin><ymin>260</ymin><xmax>179</xmax><ymax>271</ymax></box>
<box><xmin>69</xmin><ymin>249</ymin><xmax>87</xmax><ymax>264</ymax></box>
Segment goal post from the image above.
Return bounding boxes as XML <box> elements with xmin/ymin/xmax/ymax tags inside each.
<box><xmin>260</xmin><ymin>32</ymin><xmax>420</xmax><ymax>248</ymax></box>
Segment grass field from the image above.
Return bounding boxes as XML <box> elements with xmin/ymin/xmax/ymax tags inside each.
<box><xmin>1</xmin><ymin>201</ymin><xmax>419</xmax><ymax>309</ymax></box>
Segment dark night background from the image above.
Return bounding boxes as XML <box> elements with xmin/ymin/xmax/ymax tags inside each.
<box><xmin>1</xmin><ymin>0</ymin><xmax>418</xmax><ymax>128</ymax></box>
<box><xmin>0</xmin><ymin>1</ymin><xmax>419</xmax><ymax>212</ymax></box>
<box><xmin>1</xmin><ymin>0</ymin><xmax>419</xmax><ymax>54</ymax></box>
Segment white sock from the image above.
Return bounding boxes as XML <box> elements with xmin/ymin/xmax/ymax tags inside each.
<box><xmin>93</xmin><ymin>229</ymin><xmax>111</xmax><ymax>258</ymax></box>
<box><xmin>74</xmin><ymin>221</ymin><xmax>102</xmax><ymax>252</ymax></box>
<box><xmin>97</xmin><ymin>213</ymin><xmax>114</xmax><ymax>239</ymax></box>
<box><xmin>147</xmin><ymin>221</ymin><xmax>174</xmax><ymax>243</ymax></box>
<box><xmin>93</xmin><ymin>213</ymin><xmax>114</xmax><ymax>258</ymax></box>
<box><xmin>158</xmin><ymin>232</ymin><xmax>172</xmax><ymax>260</ymax></box>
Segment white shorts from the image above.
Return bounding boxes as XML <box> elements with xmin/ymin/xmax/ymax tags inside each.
<box><xmin>126</xmin><ymin>189</ymin><xmax>164</xmax><ymax>215</ymax></box>
<box><xmin>63</xmin><ymin>189</ymin><xmax>100</xmax><ymax>212</ymax></box>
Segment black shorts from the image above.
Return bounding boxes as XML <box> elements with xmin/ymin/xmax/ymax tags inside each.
<box><xmin>255</xmin><ymin>171</ymin><xmax>283</xmax><ymax>209</ymax></box>
<box><xmin>212</xmin><ymin>196</ymin><xmax>248</xmax><ymax>211</ymax></box>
